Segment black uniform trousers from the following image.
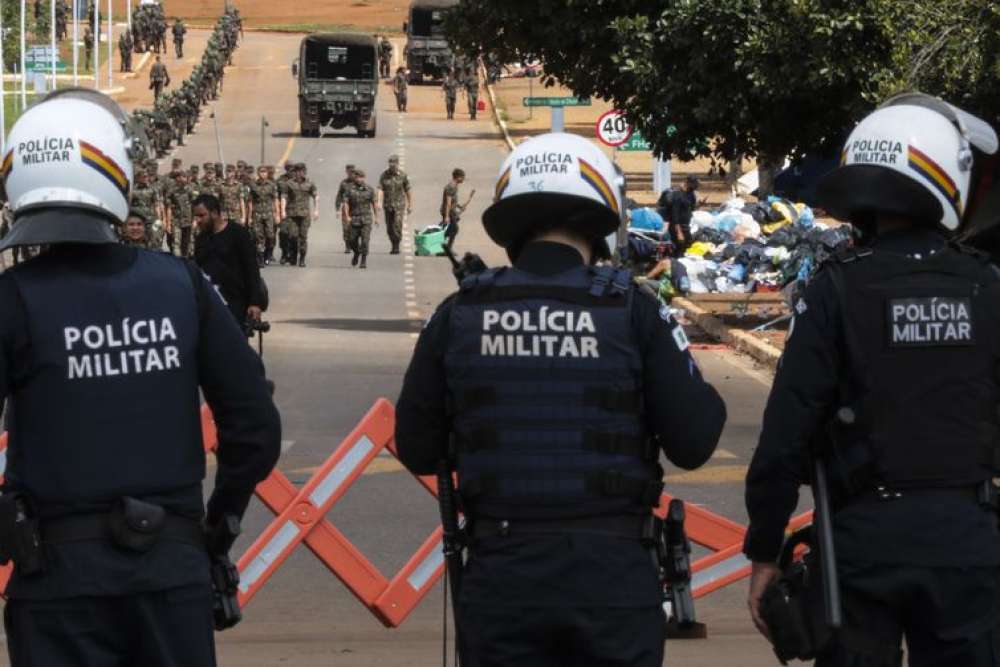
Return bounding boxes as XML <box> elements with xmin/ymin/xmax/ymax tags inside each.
<box><xmin>5</xmin><ymin>584</ymin><xmax>216</xmax><ymax>667</ymax></box>
<box><xmin>461</xmin><ymin>603</ymin><xmax>665</xmax><ymax>667</ymax></box>
<box><xmin>816</xmin><ymin>564</ymin><xmax>1000</xmax><ymax>667</ymax></box>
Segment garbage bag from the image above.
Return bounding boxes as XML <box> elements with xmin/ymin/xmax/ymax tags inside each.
<box><xmin>630</xmin><ymin>207</ymin><xmax>664</xmax><ymax>231</ymax></box>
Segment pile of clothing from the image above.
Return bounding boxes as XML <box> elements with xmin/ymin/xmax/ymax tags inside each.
<box><xmin>629</xmin><ymin>197</ymin><xmax>853</xmax><ymax>295</ymax></box>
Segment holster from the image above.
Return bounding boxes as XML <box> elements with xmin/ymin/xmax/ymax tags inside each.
<box><xmin>759</xmin><ymin>528</ymin><xmax>832</xmax><ymax>664</ymax></box>
<box><xmin>0</xmin><ymin>493</ymin><xmax>45</xmax><ymax>576</ymax></box>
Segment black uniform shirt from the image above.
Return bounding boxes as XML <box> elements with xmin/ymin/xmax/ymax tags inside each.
<box><xmin>396</xmin><ymin>241</ymin><xmax>727</xmax><ymax>606</ymax></box>
<box><xmin>745</xmin><ymin>229</ymin><xmax>1000</xmax><ymax>567</ymax></box>
<box><xmin>194</xmin><ymin>221</ymin><xmax>263</xmax><ymax>324</ymax></box>
<box><xmin>0</xmin><ymin>243</ymin><xmax>281</xmax><ymax>599</ymax></box>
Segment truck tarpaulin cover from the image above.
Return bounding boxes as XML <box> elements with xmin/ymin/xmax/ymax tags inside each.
<box><xmin>410</xmin><ymin>0</ymin><xmax>455</xmax><ymax>37</ymax></box>
<box><xmin>303</xmin><ymin>36</ymin><xmax>376</xmax><ymax>80</ymax></box>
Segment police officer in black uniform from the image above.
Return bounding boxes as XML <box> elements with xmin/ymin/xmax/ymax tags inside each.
<box><xmin>396</xmin><ymin>132</ymin><xmax>727</xmax><ymax>666</ymax></box>
<box><xmin>0</xmin><ymin>89</ymin><xmax>281</xmax><ymax>666</ymax></box>
<box><xmin>745</xmin><ymin>93</ymin><xmax>1000</xmax><ymax>665</ymax></box>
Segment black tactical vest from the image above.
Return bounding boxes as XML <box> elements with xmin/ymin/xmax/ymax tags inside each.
<box><xmin>5</xmin><ymin>249</ymin><xmax>204</xmax><ymax>515</ymax></box>
<box><xmin>444</xmin><ymin>265</ymin><xmax>663</xmax><ymax>520</ymax></box>
<box><xmin>829</xmin><ymin>244</ymin><xmax>1000</xmax><ymax>489</ymax></box>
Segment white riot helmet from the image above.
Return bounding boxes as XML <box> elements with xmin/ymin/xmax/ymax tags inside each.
<box><xmin>0</xmin><ymin>88</ymin><xmax>144</xmax><ymax>250</ymax></box>
<box><xmin>483</xmin><ymin>132</ymin><xmax>623</xmax><ymax>255</ymax></box>
<box><xmin>818</xmin><ymin>92</ymin><xmax>998</xmax><ymax>231</ymax></box>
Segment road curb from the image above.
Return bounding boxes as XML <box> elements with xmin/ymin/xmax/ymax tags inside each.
<box><xmin>122</xmin><ymin>52</ymin><xmax>153</xmax><ymax>80</ymax></box>
<box><xmin>673</xmin><ymin>297</ymin><xmax>782</xmax><ymax>370</ymax></box>
<box><xmin>479</xmin><ymin>58</ymin><xmax>515</xmax><ymax>152</ymax></box>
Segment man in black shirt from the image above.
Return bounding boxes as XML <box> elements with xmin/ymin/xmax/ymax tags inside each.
<box><xmin>193</xmin><ymin>193</ymin><xmax>264</xmax><ymax>328</ymax></box>
<box><xmin>658</xmin><ymin>175</ymin><xmax>698</xmax><ymax>257</ymax></box>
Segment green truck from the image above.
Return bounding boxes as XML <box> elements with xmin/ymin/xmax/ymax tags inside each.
<box><xmin>292</xmin><ymin>33</ymin><xmax>378</xmax><ymax>138</ymax></box>
<box><xmin>403</xmin><ymin>0</ymin><xmax>458</xmax><ymax>84</ymax></box>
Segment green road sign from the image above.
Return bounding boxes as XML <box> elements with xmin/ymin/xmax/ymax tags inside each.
<box><xmin>26</xmin><ymin>61</ymin><xmax>68</xmax><ymax>73</ymax></box>
<box><xmin>617</xmin><ymin>125</ymin><xmax>677</xmax><ymax>152</ymax></box>
<box><xmin>522</xmin><ymin>96</ymin><xmax>591</xmax><ymax>108</ymax></box>
<box><xmin>619</xmin><ymin>131</ymin><xmax>651</xmax><ymax>152</ymax></box>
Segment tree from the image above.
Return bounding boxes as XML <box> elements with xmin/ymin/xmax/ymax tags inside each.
<box><xmin>448</xmin><ymin>1</ymin><xmax>998</xmax><ymax>195</ymax></box>
<box><xmin>1</xmin><ymin>0</ymin><xmax>24</xmax><ymax>73</ymax></box>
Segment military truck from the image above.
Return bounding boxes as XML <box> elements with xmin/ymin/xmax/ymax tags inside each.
<box><xmin>292</xmin><ymin>33</ymin><xmax>378</xmax><ymax>138</ymax></box>
<box><xmin>403</xmin><ymin>0</ymin><xmax>457</xmax><ymax>84</ymax></box>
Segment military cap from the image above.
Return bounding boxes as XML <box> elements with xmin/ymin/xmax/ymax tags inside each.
<box><xmin>127</xmin><ymin>209</ymin><xmax>148</xmax><ymax>223</ymax></box>
<box><xmin>353</xmin><ymin>168</ymin><xmax>366</xmax><ymax>178</ymax></box>
<box><xmin>284</xmin><ymin>163</ymin><xmax>294</xmax><ymax>171</ymax></box>
<box><xmin>171</xmin><ymin>158</ymin><xmax>183</xmax><ymax>167</ymax></box>
<box><xmin>388</xmin><ymin>155</ymin><xmax>399</xmax><ymax>164</ymax></box>
<box><xmin>296</xmin><ymin>162</ymin><xmax>307</xmax><ymax>170</ymax></box>
<box><xmin>346</xmin><ymin>163</ymin><xmax>356</xmax><ymax>170</ymax></box>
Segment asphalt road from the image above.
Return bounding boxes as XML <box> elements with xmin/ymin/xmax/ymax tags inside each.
<box><xmin>2</xmin><ymin>30</ymin><xmax>791</xmax><ymax>666</ymax></box>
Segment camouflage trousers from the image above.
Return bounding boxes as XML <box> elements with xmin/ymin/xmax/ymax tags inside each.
<box><xmin>285</xmin><ymin>216</ymin><xmax>310</xmax><ymax>254</ymax></box>
<box><xmin>384</xmin><ymin>208</ymin><xmax>404</xmax><ymax>247</ymax></box>
<box><xmin>147</xmin><ymin>220</ymin><xmax>166</xmax><ymax>251</ymax></box>
<box><xmin>253</xmin><ymin>216</ymin><xmax>276</xmax><ymax>254</ymax></box>
<box><xmin>169</xmin><ymin>224</ymin><xmax>193</xmax><ymax>258</ymax></box>
<box><xmin>341</xmin><ymin>216</ymin><xmax>351</xmax><ymax>248</ymax></box>
<box><xmin>348</xmin><ymin>220</ymin><xmax>373</xmax><ymax>255</ymax></box>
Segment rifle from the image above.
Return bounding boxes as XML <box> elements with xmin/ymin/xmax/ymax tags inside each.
<box><xmin>207</xmin><ymin>514</ymin><xmax>243</xmax><ymax>631</ymax></box>
<box><xmin>661</xmin><ymin>500</ymin><xmax>707</xmax><ymax>639</ymax></box>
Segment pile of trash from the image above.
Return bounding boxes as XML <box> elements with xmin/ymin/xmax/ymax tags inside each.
<box><xmin>629</xmin><ymin>197</ymin><xmax>853</xmax><ymax>295</ymax></box>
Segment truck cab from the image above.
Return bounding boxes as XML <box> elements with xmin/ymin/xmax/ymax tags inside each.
<box><xmin>404</xmin><ymin>0</ymin><xmax>457</xmax><ymax>84</ymax></box>
<box><xmin>293</xmin><ymin>33</ymin><xmax>378</xmax><ymax>138</ymax></box>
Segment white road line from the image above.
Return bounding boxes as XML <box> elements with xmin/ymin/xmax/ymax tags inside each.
<box><xmin>408</xmin><ymin>310</ymin><xmax>421</xmax><ymax>319</ymax></box>
<box><xmin>410</xmin><ymin>333</ymin><xmax>420</xmax><ymax>340</ymax></box>
<box><xmin>406</xmin><ymin>301</ymin><xmax>418</xmax><ymax>308</ymax></box>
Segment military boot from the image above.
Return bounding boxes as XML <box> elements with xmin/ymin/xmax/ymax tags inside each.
<box><xmin>390</xmin><ymin>243</ymin><xmax>400</xmax><ymax>255</ymax></box>
<box><xmin>359</xmin><ymin>254</ymin><xmax>367</xmax><ymax>269</ymax></box>
<box><xmin>298</xmin><ymin>250</ymin><xmax>306</xmax><ymax>268</ymax></box>
<box><xmin>351</xmin><ymin>249</ymin><xmax>360</xmax><ymax>267</ymax></box>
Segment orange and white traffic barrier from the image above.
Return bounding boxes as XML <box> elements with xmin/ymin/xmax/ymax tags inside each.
<box><xmin>0</xmin><ymin>400</ymin><xmax>816</xmax><ymax>629</ymax></box>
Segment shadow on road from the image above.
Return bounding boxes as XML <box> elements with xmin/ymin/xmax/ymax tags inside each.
<box><xmin>282</xmin><ymin>318</ymin><xmax>424</xmax><ymax>333</ymax></box>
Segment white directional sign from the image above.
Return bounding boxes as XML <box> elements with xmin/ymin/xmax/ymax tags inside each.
<box><xmin>595</xmin><ymin>110</ymin><xmax>633</xmax><ymax>147</ymax></box>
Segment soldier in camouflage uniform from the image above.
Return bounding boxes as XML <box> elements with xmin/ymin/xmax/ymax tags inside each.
<box><xmin>281</xmin><ymin>163</ymin><xmax>318</xmax><ymax>267</ymax></box>
<box><xmin>249</xmin><ymin>165</ymin><xmax>280</xmax><ymax>266</ymax></box>
<box><xmin>342</xmin><ymin>169</ymin><xmax>378</xmax><ymax>269</ymax></box>
<box><xmin>165</xmin><ymin>170</ymin><xmax>197</xmax><ymax>257</ymax></box>
<box><xmin>149</xmin><ymin>56</ymin><xmax>171</xmax><ymax>101</ymax></box>
<box><xmin>464</xmin><ymin>69</ymin><xmax>480</xmax><ymax>120</ymax></box>
<box><xmin>121</xmin><ymin>211</ymin><xmax>150</xmax><ymax>249</ymax></box>
<box><xmin>130</xmin><ymin>169</ymin><xmax>161</xmax><ymax>251</ymax></box>
<box><xmin>442</xmin><ymin>70</ymin><xmax>459</xmax><ymax>120</ymax></box>
<box><xmin>219</xmin><ymin>165</ymin><xmax>245</xmax><ymax>226</ymax></box>
<box><xmin>334</xmin><ymin>164</ymin><xmax>356</xmax><ymax>254</ymax></box>
<box><xmin>276</xmin><ymin>162</ymin><xmax>295</xmax><ymax>263</ymax></box>
<box><xmin>378</xmin><ymin>155</ymin><xmax>412</xmax><ymax>255</ymax></box>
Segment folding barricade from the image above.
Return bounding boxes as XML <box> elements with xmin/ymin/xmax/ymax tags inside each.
<box><xmin>0</xmin><ymin>400</ymin><xmax>814</xmax><ymax>628</ymax></box>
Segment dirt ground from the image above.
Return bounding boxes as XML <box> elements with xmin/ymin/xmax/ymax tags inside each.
<box><xmin>168</xmin><ymin>0</ymin><xmax>410</xmax><ymax>32</ymax></box>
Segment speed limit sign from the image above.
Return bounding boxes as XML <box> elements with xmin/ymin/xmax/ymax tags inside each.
<box><xmin>596</xmin><ymin>110</ymin><xmax>633</xmax><ymax>147</ymax></box>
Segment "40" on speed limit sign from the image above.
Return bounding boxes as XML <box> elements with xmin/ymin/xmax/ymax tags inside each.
<box><xmin>596</xmin><ymin>110</ymin><xmax>633</xmax><ymax>147</ymax></box>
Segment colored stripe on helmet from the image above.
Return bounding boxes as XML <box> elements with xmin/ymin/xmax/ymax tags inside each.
<box><xmin>908</xmin><ymin>146</ymin><xmax>962</xmax><ymax>216</ymax></box>
<box><xmin>80</xmin><ymin>141</ymin><xmax>129</xmax><ymax>198</ymax></box>
<box><xmin>578</xmin><ymin>158</ymin><xmax>619</xmax><ymax>215</ymax></box>
<box><xmin>0</xmin><ymin>150</ymin><xmax>12</xmax><ymax>179</ymax></box>
<box><xmin>495</xmin><ymin>166</ymin><xmax>511</xmax><ymax>201</ymax></box>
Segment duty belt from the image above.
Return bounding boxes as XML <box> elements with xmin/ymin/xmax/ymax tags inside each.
<box><xmin>470</xmin><ymin>515</ymin><xmax>648</xmax><ymax>540</ymax></box>
<box><xmin>863</xmin><ymin>480</ymin><xmax>999</xmax><ymax>508</ymax></box>
<box><xmin>42</xmin><ymin>513</ymin><xmax>205</xmax><ymax>547</ymax></box>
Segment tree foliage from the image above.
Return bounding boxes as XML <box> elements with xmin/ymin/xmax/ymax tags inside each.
<box><xmin>448</xmin><ymin>0</ymin><xmax>1000</xmax><ymax>174</ymax></box>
